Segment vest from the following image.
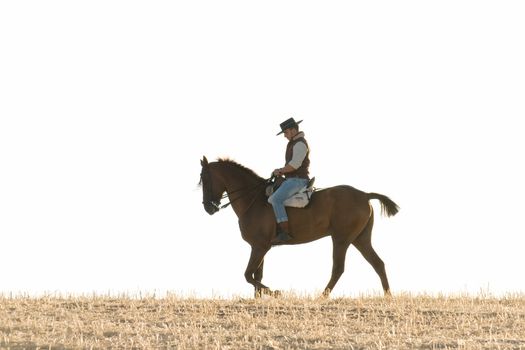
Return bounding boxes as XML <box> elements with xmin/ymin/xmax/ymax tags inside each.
<box><xmin>285</xmin><ymin>137</ymin><xmax>310</xmax><ymax>179</ymax></box>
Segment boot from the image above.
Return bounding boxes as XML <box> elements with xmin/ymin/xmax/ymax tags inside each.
<box><xmin>271</xmin><ymin>221</ymin><xmax>292</xmax><ymax>245</ymax></box>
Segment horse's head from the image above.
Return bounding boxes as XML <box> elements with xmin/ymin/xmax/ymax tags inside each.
<box><xmin>200</xmin><ymin>156</ymin><xmax>225</xmax><ymax>215</ymax></box>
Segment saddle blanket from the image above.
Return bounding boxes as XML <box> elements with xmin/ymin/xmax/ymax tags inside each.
<box><xmin>266</xmin><ymin>177</ymin><xmax>316</xmax><ymax>208</ymax></box>
<box><xmin>283</xmin><ymin>187</ymin><xmax>313</xmax><ymax>208</ymax></box>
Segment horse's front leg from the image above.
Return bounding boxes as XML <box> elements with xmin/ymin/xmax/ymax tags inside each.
<box><xmin>253</xmin><ymin>259</ymin><xmax>266</xmax><ymax>298</ymax></box>
<box><xmin>245</xmin><ymin>247</ymin><xmax>272</xmax><ymax>297</ymax></box>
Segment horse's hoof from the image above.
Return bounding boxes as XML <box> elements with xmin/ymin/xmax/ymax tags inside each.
<box><xmin>272</xmin><ymin>290</ymin><xmax>282</xmax><ymax>298</ymax></box>
<box><xmin>255</xmin><ymin>287</ymin><xmax>272</xmax><ymax>298</ymax></box>
<box><xmin>322</xmin><ymin>288</ymin><xmax>331</xmax><ymax>298</ymax></box>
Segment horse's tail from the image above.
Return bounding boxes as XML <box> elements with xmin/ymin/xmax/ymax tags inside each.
<box><xmin>367</xmin><ymin>192</ymin><xmax>400</xmax><ymax>217</ymax></box>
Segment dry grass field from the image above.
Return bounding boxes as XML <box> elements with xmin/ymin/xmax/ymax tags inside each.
<box><xmin>0</xmin><ymin>293</ymin><xmax>524</xmax><ymax>349</ymax></box>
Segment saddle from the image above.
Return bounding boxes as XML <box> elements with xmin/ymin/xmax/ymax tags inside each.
<box><xmin>266</xmin><ymin>176</ymin><xmax>316</xmax><ymax>208</ymax></box>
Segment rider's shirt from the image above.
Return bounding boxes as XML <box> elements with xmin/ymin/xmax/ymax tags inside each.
<box><xmin>285</xmin><ymin>132</ymin><xmax>310</xmax><ymax>179</ymax></box>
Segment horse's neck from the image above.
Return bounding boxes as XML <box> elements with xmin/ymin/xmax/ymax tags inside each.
<box><xmin>221</xmin><ymin>168</ymin><xmax>264</xmax><ymax>218</ymax></box>
<box><xmin>222</xmin><ymin>167</ymin><xmax>260</xmax><ymax>192</ymax></box>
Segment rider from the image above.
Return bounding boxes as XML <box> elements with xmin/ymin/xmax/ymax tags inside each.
<box><xmin>268</xmin><ymin>117</ymin><xmax>310</xmax><ymax>244</ymax></box>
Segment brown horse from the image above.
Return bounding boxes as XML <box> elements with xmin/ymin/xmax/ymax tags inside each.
<box><xmin>199</xmin><ymin>156</ymin><xmax>399</xmax><ymax>297</ymax></box>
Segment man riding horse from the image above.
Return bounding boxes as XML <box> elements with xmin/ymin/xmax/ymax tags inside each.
<box><xmin>200</xmin><ymin>129</ymin><xmax>399</xmax><ymax>297</ymax></box>
<box><xmin>268</xmin><ymin>117</ymin><xmax>311</xmax><ymax>244</ymax></box>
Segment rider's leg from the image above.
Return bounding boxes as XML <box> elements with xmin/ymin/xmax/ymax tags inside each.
<box><xmin>268</xmin><ymin>178</ymin><xmax>308</xmax><ymax>243</ymax></box>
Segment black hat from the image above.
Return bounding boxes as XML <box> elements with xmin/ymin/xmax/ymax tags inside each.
<box><xmin>276</xmin><ymin>117</ymin><xmax>303</xmax><ymax>136</ymax></box>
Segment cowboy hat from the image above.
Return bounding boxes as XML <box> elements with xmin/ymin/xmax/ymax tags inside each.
<box><xmin>276</xmin><ymin>117</ymin><xmax>303</xmax><ymax>136</ymax></box>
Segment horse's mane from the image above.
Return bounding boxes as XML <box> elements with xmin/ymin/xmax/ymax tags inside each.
<box><xmin>217</xmin><ymin>158</ymin><xmax>266</xmax><ymax>182</ymax></box>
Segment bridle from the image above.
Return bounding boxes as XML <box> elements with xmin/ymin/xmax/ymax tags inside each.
<box><xmin>201</xmin><ymin>165</ymin><xmax>273</xmax><ymax>213</ymax></box>
<box><xmin>200</xmin><ymin>166</ymin><xmax>223</xmax><ymax>211</ymax></box>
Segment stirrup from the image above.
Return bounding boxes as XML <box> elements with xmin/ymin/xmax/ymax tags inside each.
<box><xmin>278</xmin><ymin>232</ymin><xmax>292</xmax><ymax>241</ymax></box>
<box><xmin>271</xmin><ymin>231</ymin><xmax>292</xmax><ymax>245</ymax></box>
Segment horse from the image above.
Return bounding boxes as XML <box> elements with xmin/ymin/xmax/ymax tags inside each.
<box><xmin>199</xmin><ymin>156</ymin><xmax>399</xmax><ymax>298</ymax></box>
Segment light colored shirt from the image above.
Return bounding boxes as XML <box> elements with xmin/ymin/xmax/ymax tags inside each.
<box><xmin>288</xmin><ymin>133</ymin><xmax>308</xmax><ymax>169</ymax></box>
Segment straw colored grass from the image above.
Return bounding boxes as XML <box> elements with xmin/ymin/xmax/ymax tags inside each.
<box><xmin>1</xmin><ymin>293</ymin><xmax>524</xmax><ymax>349</ymax></box>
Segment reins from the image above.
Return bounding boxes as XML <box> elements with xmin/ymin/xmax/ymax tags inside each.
<box><xmin>214</xmin><ymin>177</ymin><xmax>273</xmax><ymax>210</ymax></box>
<box><xmin>201</xmin><ymin>164</ymin><xmax>273</xmax><ymax>212</ymax></box>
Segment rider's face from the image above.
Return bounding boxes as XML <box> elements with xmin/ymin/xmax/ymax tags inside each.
<box><xmin>283</xmin><ymin>128</ymin><xmax>297</xmax><ymax>140</ymax></box>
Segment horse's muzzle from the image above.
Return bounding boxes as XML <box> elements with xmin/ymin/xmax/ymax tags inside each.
<box><xmin>203</xmin><ymin>200</ymin><xmax>220</xmax><ymax>215</ymax></box>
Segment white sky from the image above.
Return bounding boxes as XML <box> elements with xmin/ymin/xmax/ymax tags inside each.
<box><xmin>1</xmin><ymin>1</ymin><xmax>524</xmax><ymax>298</ymax></box>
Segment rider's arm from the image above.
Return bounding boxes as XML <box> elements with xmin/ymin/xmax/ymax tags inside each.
<box><xmin>274</xmin><ymin>142</ymin><xmax>308</xmax><ymax>175</ymax></box>
<box><xmin>288</xmin><ymin>142</ymin><xmax>308</xmax><ymax>169</ymax></box>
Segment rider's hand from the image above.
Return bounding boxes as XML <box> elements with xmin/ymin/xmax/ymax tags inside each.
<box><xmin>273</xmin><ymin>168</ymin><xmax>282</xmax><ymax>176</ymax></box>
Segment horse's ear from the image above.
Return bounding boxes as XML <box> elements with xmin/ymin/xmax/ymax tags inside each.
<box><xmin>201</xmin><ymin>156</ymin><xmax>208</xmax><ymax>166</ymax></box>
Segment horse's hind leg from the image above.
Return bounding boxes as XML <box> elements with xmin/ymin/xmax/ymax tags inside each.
<box><xmin>353</xmin><ymin>216</ymin><xmax>391</xmax><ymax>296</ymax></box>
<box><xmin>323</xmin><ymin>238</ymin><xmax>351</xmax><ymax>297</ymax></box>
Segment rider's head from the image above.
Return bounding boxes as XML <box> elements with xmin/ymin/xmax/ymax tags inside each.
<box><xmin>276</xmin><ymin>117</ymin><xmax>303</xmax><ymax>137</ymax></box>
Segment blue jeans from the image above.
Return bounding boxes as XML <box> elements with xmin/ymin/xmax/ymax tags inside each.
<box><xmin>268</xmin><ymin>177</ymin><xmax>309</xmax><ymax>223</ymax></box>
